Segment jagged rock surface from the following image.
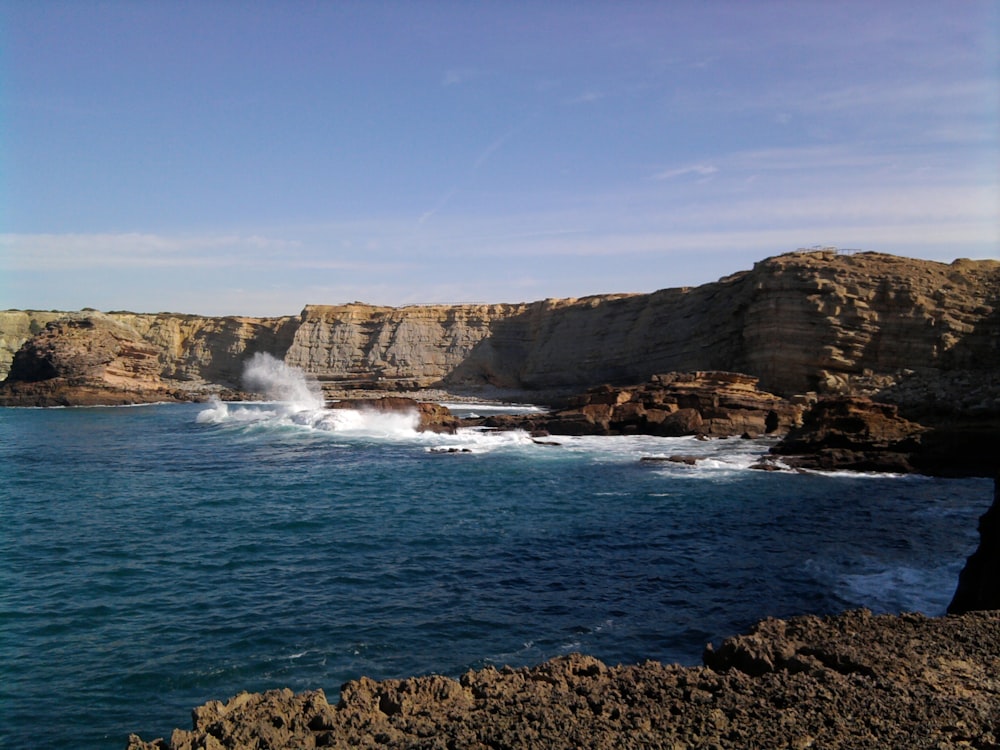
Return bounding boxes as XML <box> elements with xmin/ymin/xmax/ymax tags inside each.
<box><xmin>770</xmin><ymin>397</ymin><xmax>928</xmax><ymax>473</ymax></box>
<box><xmin>470</xmin><ymin>372</ymin><xmax>803</xmax><ymax>438</ymax></box>
<box><xmin>126</xmin><ymin>609</ymin><xmax>1000</xmax><ymax>750</ymax></box>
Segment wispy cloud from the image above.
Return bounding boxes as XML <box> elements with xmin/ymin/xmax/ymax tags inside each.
<box><xmin>442</xmin><ymin>68</ymin><xmax>478</xmax><ymax>86</ymax></box>
<box><xmin>474</xmin><ymin>126</ymin><xmax>521</xmax><ymax>169</ymax></box>
<box><xmin>2</xmin><ymin>232</ymin><xmax>298</xmax><ymax>271</ymax></box>
<box><xmin>418</xmin><ymin>188</ymin><xmax>458</xmax><ymax>225</ymax></box>
<box><xmin>566</xmin><ymin>90</ymin><xmax>604</xmax><ymax>104</ymax></box>
<box><xmin>652</xmin><ymin>164</ymin><xmax>719</xmax><ymax>181</ymax></box>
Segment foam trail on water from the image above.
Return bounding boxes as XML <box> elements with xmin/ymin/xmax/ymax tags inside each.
<box><xmin>242</xmin><ymin>352</ymin><xmax>324</xmax><ymax>410</ymax></box>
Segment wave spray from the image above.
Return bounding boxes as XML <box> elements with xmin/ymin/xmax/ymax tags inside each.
<box><xmin>241</xmin><ymin>352</ymin><xmax>324</xmax><ymax>410</ymax></box>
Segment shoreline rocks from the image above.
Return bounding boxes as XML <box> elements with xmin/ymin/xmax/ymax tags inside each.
<box><xmin>464</xmin><ymin>372</ymin><xmax>803</xmax><ymax>438</ymax></box>
<box><xmin>127</xmin><ymin>609</ymin><xmax>1000</xmax><ymax>750</ymax></box>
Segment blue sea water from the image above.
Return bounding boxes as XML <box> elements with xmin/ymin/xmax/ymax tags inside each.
<box><xmin>0</xmin><ymin>370</ymin><xmax>991</xmax><ymax>748</ymax></box>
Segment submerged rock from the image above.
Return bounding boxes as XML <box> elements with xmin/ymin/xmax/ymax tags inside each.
<box><xmin>127</xmin><ymin>609</ymin><xmax>1000</xmax><ymax>750</ymax></box>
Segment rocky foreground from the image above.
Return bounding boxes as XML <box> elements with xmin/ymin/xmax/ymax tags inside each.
<box><xmin>127</xmin><ymin>609</ymin><xmax>999</xmax><ymax>750</ymax></box>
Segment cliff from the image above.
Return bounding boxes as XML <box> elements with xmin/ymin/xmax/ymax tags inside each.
<box><xmin>2</xmin><ymin>251</ymin><xmax>998</xmax><ymax>412</ymax></box>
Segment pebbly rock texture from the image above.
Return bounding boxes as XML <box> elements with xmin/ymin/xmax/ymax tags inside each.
<box><xmin>469</xmin><ymin>372</ymin><xmax>803</xmax><ymax>438</ymax></box>
<box><xmin>0</xmin><ymin>314</ymin><xmax>189</xmax><ymax>406</ymax></box>
<box><xmin>949</xmin><ymin>477</ymin><xmax>1000</xmax><ymax>614</ymax></box>
<box><xmin>328</xmin><ymin>397</ymin><xmax>462</xmax><ymax>434</ymax></box>
<box><xmin>127</xmin><ymin>609</ymin><xmax>1000</xmax><ymax>750</ymax></box>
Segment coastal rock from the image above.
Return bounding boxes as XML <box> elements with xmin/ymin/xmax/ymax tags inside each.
<box><xmin>0</xmin><ymin>315</ymin><xmax>185</xmax><ymax>406</ymax></box>
<box><xmin>328</xmin><ymin>396</ymin><xmax>462</xmax><ymax>433</ymax></box>
<box><xmin>127</xmin><ymin>609</ymin><xmax>1000</xmax><ymax>750</ymax></box>
<box><xmin>770</xmin><ymin>397</ymin><xmax>927</xmax><ymax>473</ymax></box>
<box><xmin>949</xmin><ymin>477</ymin><xmax>1000</xmax><ymax>614</ymax></box>
<box><xmin>471</xmin><ymin>372</ymin><xmax>803</xmax><ymax>438</ymax></box>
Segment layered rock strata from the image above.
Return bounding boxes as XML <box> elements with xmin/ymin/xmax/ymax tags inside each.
<box><xmin>127</xmin><ymin>609</ymin><xmax>1000</xmax><ymax>750</ymax></box>
<box><xmin>0</xmin><ymin>315</ymin><xmax>189</xmax><ymax>406</ymax></box>
<box><xmin>3</xmin><ymin>251</ymin><xmax>998</xmax><ymax>412</ymax></box>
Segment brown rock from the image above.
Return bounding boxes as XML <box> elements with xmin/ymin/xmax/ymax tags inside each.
<box><xmin>771</xmin><ymin>397</ymin><xmax>927</xmax><ymax>472</ymax></box>
<box><xmin>0</xmin><ymin>315</ymin><xmax>184</xmax><ymax>406</ymax></box>
<box><xmin>127</xmin><ymin>610</ymin><xmax>1000</xmax><ymax>750</ymax></box>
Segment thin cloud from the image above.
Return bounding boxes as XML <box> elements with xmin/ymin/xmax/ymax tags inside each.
<box><xmin>418</xmin><ymin>188</ymin><xmax>458</xmax><ymax>225</ymax></box>
<box><xmin>652</xmin><ymin>164</ymin><xmax>719</xmax><ymax>181</ymax></box>
<box><xmin>566</xmin><ymin>90</ymin><xmax>604</xmax><ymax>104</ymax></box>
<box><xmin>474</xmin><ymin>127</ymin><xmax>520</xmax><ymax>169</ymax></box>
<box><xmin>2</xmin><ymin>232</ymin><xmax>299</xmax><ymax>271</ymax></box>
<box><xmin>442</xmin><ymin>68</ymin><xmax>478</xmax><ymax>86</ymax></box>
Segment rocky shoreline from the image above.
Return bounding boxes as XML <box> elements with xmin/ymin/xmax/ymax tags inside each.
<box><xmin>127</xmin><ymin>608</ymin><xmax>1000</xmax><ymax>750</ymax></box>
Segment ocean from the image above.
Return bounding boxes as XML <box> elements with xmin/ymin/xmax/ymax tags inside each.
<box><xmin>0</xmin><ymin>358</ymin><xmax>991</xmax><ymax>748</ymax></box>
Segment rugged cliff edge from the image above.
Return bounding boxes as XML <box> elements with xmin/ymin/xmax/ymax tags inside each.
<box><xmin>127</xmin><ymin>609</ymin><xmax>999</xmax><ymax>750</ymax></box>
<box><xmin>3</xmin><ymin>250</ymin><xmax>998</xmax><ymax>413</ymax></box>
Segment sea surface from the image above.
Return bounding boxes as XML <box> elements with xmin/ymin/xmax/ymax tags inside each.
<box><xmin>0</xmin><ymin>360</ymin><xmax>991</xmax><ymax>748</ymax></box>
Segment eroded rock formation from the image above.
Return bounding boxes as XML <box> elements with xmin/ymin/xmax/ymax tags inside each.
<box><xmin>769</xmin><ymin>397</ymin><xmax>928</xmax><ymax>473</ymax></box>
<box><xmin>126</xmin><ymin>609</ymin><xmax>1000</xmax><ymax>750</ymax></box>
<box><xmin>469</xmin><ymin>372</ymin><xmax>803</xmax><ymax>438</ymax></box>
<box><xmin>0</xmin><ymin>314</ymin><xmax>188</xmax><ymax>406</ymax></box>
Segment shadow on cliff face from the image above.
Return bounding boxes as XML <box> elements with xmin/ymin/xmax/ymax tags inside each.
<box><xmin>440</xmin><ymin>278</ymin><xmax>755</xmax><ymax>396</ymax></box>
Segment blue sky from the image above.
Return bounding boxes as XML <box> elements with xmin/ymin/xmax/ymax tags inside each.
<box><xmin>2</xmin><ymin>1</ymin><xmax>997</xmax><ymax>316</ymax></box>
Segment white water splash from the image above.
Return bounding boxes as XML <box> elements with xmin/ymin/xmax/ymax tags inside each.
<box><xmin>242</xmin><ymin>352</ymin><xmax>324</xmax><ymax>410</ymax></box>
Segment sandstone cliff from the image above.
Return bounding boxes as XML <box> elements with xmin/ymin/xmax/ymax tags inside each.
<box><xmin>3</xmin><ymin>251</ymin><xmax>998</xmax><ymax>412</ymax></box>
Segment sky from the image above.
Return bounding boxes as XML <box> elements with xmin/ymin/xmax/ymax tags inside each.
<box><xmin>1</xmin><ymin>1</ymin><xmax>998</xmax><ymax>316</ymax></box>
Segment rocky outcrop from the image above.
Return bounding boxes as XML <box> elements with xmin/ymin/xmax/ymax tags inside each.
<box><xmin>0</xmin><ymin>309</ymin><xmax>67</xmax><ymax>379</ymax></box>
<box><xmin>769</xmin><ymin>396</ymin><xmax>1000</xmax><ymax>477</ymax></box>
<box><xmin>470</xmin><ymin>372</ymin><xmax>803</xmax><ymax>438</ymax></box>
<box><xmin>949</xmin><ymin>477</ymin><xmax>1000</xmax><ymax>614</ymax></box>
<box><xmin>0</xmin><ymin>310</ymin><xmax>299</xmax><ymax>405</ymax></box>
<box><xmin>0</xmin><ymin>315</ymin><xmax>190</xmax><ymax>406</ymax></box>
<box><xmin>127</xmin><ymin>609</ymin><xmax>1000</xmax><ymax>750</ymax></box>
<box><xmin>770</xmin><ymin>397</ymin><xmax>928</xmax><ymax>473</ymax></box>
